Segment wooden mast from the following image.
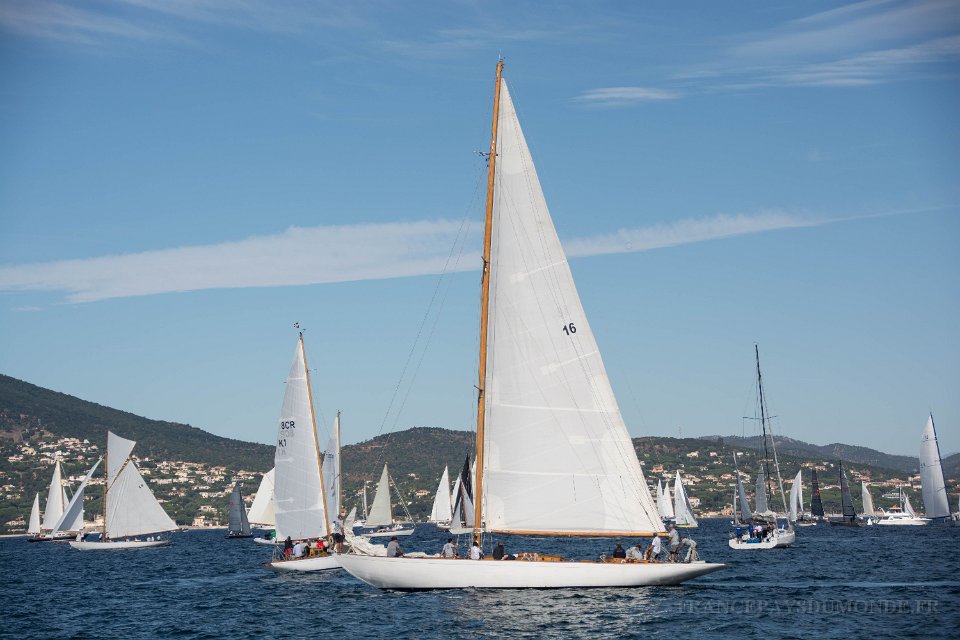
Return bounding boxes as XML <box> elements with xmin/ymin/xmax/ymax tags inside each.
<box><xmin>302</xmin><ymin>331</ymin><xmax>333</xmax><ymax>543</ymax></box>
<box><xmin>474</xmin><ymin>59</ymin><xmax>504</xmax><ymax>539</ymax></box>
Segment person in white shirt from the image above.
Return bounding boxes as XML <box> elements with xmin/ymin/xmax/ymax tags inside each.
<box><xmin>292</xmin><ymin>541</ymin><xmax>304</xmax><ymax>558</ymax></box>
<box><xmin>625</xmin><ymin>543</ymin><xmax>644</xmax><ymax>561</ymax></box>
<box><xmin>441</xmin><ymin>538</ymin><xmax>457</xmax><ymax>558</ymax></box>
<box><xmin>470</xmin><ymin>540</ymin><xmax>483</xmax><ymax>560</ymax></box>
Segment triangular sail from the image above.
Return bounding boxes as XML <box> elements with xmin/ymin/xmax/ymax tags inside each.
<box><xmin>28</xmin><ymin>493</ymin><xmax>41</xmax><ymax>535</ymax></box>
<box><xmin>861</xmin><ymin>482</ymin><xmax>875</xmax><ymax>517</ymax></box>
<box><xmin>246</xmin><ymin>468</ymin><xmax>275</xmax><ymax>526</ymax></box>
<box><xmin>42</xmin><ymin>460</ymin><xmax>66</xmax><ymax>531</ymax></box>
<box><xmin>53</xmin><ymin>458</ymin><xmax>101</xmax><ymax>535</ymax></box>
<box><xmin>810</xmin><ymin>468</ymin><xmax>825</xmax><ymax>517</ymax></box>
<box><xmin>656</xmin><ymin>481</ymin><xmax>670</xmax><ymax>520</ymax></box>
<box><xmin>672</xmin><ymin>471</ymin><xmax>698</xmax><ymax>527</ymax></box>
<box><xmin>273</xmin><ymin>336</ymin><xmax>328</xmax><ymax>540</ymax></box>
<box><xmin>789</xmin><ymin>471</ymin><xmax>801</xmax><ymax>522</ymax></box>
<box><xmin>754</xmin><ymin>468</ymin><xmax>769</xmax><ymax>515</ymax></box>
<box><xmin>105</xmin><ymin>432</ymin><xmax>177</xmax><ymax>539</ymax></box>
<box><xmin>903</xmin><ymin>492</ymin><xmax>917</xmax><ymax>517</ymax></box>
<box><xmin>737</xmin><ymin>475</ymin><xmax>753</xmax><ymax>521</ymax></box>
<box><xmin>838</xmin><ymin>461</ymin><xmax>856</xmax><ymax>519</ymax></box>
<box><xmin>798</xmin><ymin>472</ymin><xmax>804</xmax><ymax>515</ymax></box>
<box><xmin>429</xmin><ymin>466</ymin><xmax>452</xmax><ymax>523</ymax></box>
<box><xmin>361</xmin><ymin>483</ymin><xmax>369</xmax><ymax>521</ymax></box>
<box><xmin>323</xmin><ymin>414</ymin><xmax>342</xmax><ymax>524</ymax></box>
<box><xmin>480</xmin><ymin>79</ymin><xmax>662</xmax><ymax>536</ymax></box>
<box><xmin>450</xmin><ymin>457</ymin><xmax>474</xmax><ymax>534</ymax></box>
<box><xmin>365</xmin><ymin>464</ymin><xmax>393</xmax><ymax>527</ymax></box>
<box><xmin>228</xmin><ymin>482</ymin><xmax>251</xmax><ymax>535</ymax></box>
<box><xmin>919</xmin><ymin>414</ymin><xmax>950</xmax><ymax>519</ymax></box>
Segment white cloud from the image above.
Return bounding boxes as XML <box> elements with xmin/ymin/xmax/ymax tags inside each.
<box><xmin>0</xmin><ymin>210</ymin><xmax>874</xmax><ymax>305</ymax></box>
<box><xmin>572</xmin><ymin>87</ymin><xmax>681</xmax><ymax>108</ymax></box>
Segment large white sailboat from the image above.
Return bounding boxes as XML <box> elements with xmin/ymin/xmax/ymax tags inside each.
<box><xmin>919</xmin><ymin>413</ymin><xmax>950</xmax><ymax>522</ymax></box>
<box><xmin>70</xmin><ymin>433</ymin><xmax>178</xmax><ymax>550</ymax></box>
<box><xmin>29</xmin><ymin>458</ymin><xmax>75</xmax><ymax>541</ymax></box>
<box><xmin>338</xmin><ymin>61</ymin><xmax>725</xmax><ymax>589</ymax></box>
<box><xmin>269</xmin><ymin>332</ymin><xmax>341</xmax><ymax>572</ymax></box>
<box><xmin>361</xmin><ymin>464</ymin><xmax>416</xmax><ymax>538</ymax></box>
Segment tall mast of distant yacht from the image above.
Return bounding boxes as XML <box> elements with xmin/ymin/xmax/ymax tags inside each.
<box><xmin>473</xmin><ymin>59</ymin><xmax>504</xmax><ymax>538</ymax></box>
<box><xmin>302</xmin><ymin>331</ymin><xmax>333</xmax><ymax>540</ymax></box>
<box><xmin>755</xmin><ymin>345</ymin><xmax>789</xmax><ymax>515</ymax></box>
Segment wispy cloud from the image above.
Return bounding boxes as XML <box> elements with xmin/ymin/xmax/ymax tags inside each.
<box><xmin>0</xmin><ymin>209</ymin><xmax>904</xmax><ymax>305</ymax></box>
<box><xmin>572</xmin><ymin>87</ymin><xmax>681</xmax><ymax>108</ymax></box>
<box><xmin>0</xmin><ymin>1</ymin><xmax>188</xmax><ymax>45</ymax></box>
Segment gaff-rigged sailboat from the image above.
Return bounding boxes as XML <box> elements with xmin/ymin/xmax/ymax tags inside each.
<box><xmin>269</xmin><ymin>332</ymin><xmax>340</xmax><ymax>572</ymax></box>
<box><xmin>338</xmin><ymin>61</ymin><xmax>725</xmax><ymax>589</ymax></box>
<box><xmin>29</xmin><ymin>459</ymin><xmax>74</xmax><ymax>542</ymax></box>
<box><xmin>361</xmin><ymin>464</ymin><xmax>416</xmax><ymax>538</ymax></box>
<box><xmin>70</xmin><ymin>433</ymin><xmax>178</xmax><ymax>550</ymax></box>
<box><xmin>728</xmin><ymin>346</ymin><xmax>795</xmax><ymax>550</ymax></box>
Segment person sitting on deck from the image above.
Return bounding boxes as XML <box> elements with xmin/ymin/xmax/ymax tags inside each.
<box><xmin>625</xmin><ymin>543</ymin><xmax>644</xmax><ymax>561</ymax></box>
<box><xmin>292</xmin><ymin>541</ymin><xmax>304</xmax><ymax>558</ymax></box>
<box><xmin>441</xmin><ymin>538</ymin><xmax>458</xmax><ymax>558</ymax></box>
<box><xmin>492</xmin><ymin>542</ymin><xmax>507</xmax><ymax>560</ymax></box>
<box><xmin>470</xmin><ymin>539</ymin><xmax>483</xmax><ymax>560</ymax></box>
<box><xmin>386</xmin><ymin>536</ymin><xmax>403</xmax><ymax>558</ymax></box>
<box><xmin>612</xmin><ymin>543</ymin><xmax>626</xmax><ymax>559</ymax></box>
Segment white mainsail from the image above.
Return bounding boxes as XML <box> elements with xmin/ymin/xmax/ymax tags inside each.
<box><xmin>273</xmin><ymin>335</ymin><xmax>328</xmax><ymax>541</ymax></box>
<box><xmin>429</xmin><ymin>466</ymin><xmax>452</xmax><ymax>523</ymax></box>
<box><xmin>247</xmin><ymin>468</ymin><xmax>276</xmax><ymax>526</ymax></box>
<box><xmin>105</xmin><ymin>432</ymin><xmax>177</xmax><ymax>539</ymax></box>
<box><xmin>365</xmin><ymin>465</ymin><xmax>393</xmax><ymax>528</ymax></box>
<box><xmin>672</xmin><ymin>471</ymin><xmax>698</xmax><ymax>527</ymax></box>
<box><xmin>919</xmin><ymin>414</ymin><xmax>950</xmax><ymax>519</ymax></box>
<box><xmin>323</xmin><ymin>414</ymin><xmax>342</xmax><ymax>524</ymax></box>
<box><xmin>41</xmin><ymin>460</ymin><xmax>67</xmax><ymax>531</ymax></box>
<box><xmin>480</xmin><ymin>79</ymin><xmax>662</xmax><ymax>536</ymax></box>
<box><xmin>28</xmin><ymin>493</ymin><xmax>41</xmax><ymax>535</ymax></box>
<box><xmin>903</xmin><ymin>492</ymin><xmax>917</xmax><ymax>517</ymax></box>
<box><xmin>861</xmin><ymin>482</ymin><xmax>875</xmax><ymax>517</ymax></box>
<box><xmin>789</xmin><ymin>471</ymin><xmax>802</xmax><ymax>522</ymax></box>
<box><xmin>53</xmin><ymin>457</ymin><xmax>101</xmax><ymax>535</ymax></box>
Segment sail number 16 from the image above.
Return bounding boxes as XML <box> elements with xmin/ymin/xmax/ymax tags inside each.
<box><xmin>561</xmin><ymin>322</ymin><xmax>577</xmax><ymax>335</ymax></box>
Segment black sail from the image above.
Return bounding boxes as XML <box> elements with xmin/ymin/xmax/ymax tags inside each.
<box><xmin>838</xmin><ymin>461</ymin><xmax>856</xmax><ymax>520</ymax></box>
<box><xmin>810</xmin><ymin>469</ymin><xmax>825</xmax><ymax>517</ymax></box>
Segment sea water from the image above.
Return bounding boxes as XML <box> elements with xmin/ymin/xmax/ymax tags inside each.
<box><xmin>2</xmin><ymin>519</ymin><xmax>957</xmax><ymax>639</ymax></box>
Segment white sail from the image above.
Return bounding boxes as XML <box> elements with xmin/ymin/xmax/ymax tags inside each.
<box><xmin>789</xmin><ymin>471</ymin><xmax>801</xmax><ymax>522</ymax></box>
<box><xmin>861</xmin><ymin>482</ymin><xmax>875</xmax><ymax>517</ymax></box>
<box><xmin>365</xmin><ymin>464</ymin><xmax>393</xmax><ymax>527</ymax></box>
<box><xmin>362</xmin><ymin>483</ymin><xmax>369</xmax><ymax>521</ymax></box>
<box><xmin>41</xmin><ymin>460</ymin><xmax>66</xmax><ymax>530</ymax></box>
<box><xmin>672</xmin><ymin>471</ymin><xmax>698</xmax><ymax>527</ymax></box>
<box><xmin>247</xmin><ymin>468</ymin><xmax>276</xmax><ymax>526</ymax></box>
<box><xmin>903</xmin><ymin>492</ymin><xmax>917</xmax><ymax>517</ymax></box>
<box><xmin>28</xmin><ymin>493</ymin><xmax>41</xmax><ymax>535</ymax></box>
<box><xmin>105</xmin><ymin>432</ymin><xmax>177</xmax><ymax>539</ymax></box>
<box><xmin>797</xmin><ymin>471</ymin><xmax>804</xmax><ymax>515</ymax></box>
<box><xmin>273</xmin><ymin>336</ymin><xmax>328</xmax><ymax>540</ymax></box>
<box><xmin>919</xmin><ymin>414</ymin><xmax>950</xmax><ymax>519</ymax></box>
<box><xmin>53</xmin><ymin>457</ymin><xmax>101</xmax><ymax>535</ymax></box>
<box><xmin>322</xmin><ymin>414</ymin><xmax>341</xmax><ymax>524</ymax></box>
<box><xmin>429</xmin><ymin>466</ymin><xmax>452</xmax><ymax>523</ymax></box>
<box><xmin>480</xmin><ymin>80</ymin><xmax>662</xmax><ymax>536</ymax></box>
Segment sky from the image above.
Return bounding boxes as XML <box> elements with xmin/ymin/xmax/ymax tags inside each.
<box><xmin>0</xmin><ymin>0</ymin><xmax>957</xmax><ymax>458</ymax></box>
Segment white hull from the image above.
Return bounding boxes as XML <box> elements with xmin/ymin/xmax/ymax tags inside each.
<box><xmin>363</xmin><ymin>527</ymin><xmax>416</xmax><ymax>538</ymax></box>
<box><xmin>270</xmin><ymin>554</ymin><xmax>341</xmax><ymax>572</ymax></box>
<box><xmin>337</xmin><ymin>554</ymin><xmax>725</xmax><ymax>590</ymax></box>
<box><xmin>728</xmin><ymin>529</ymin><xmax>796</xmax><ymax>550</ymax></box>
<box><xmin>254</xmin><ymin>537</ymin><xmax>281</xmax><ymax>545</ymax></box>
<box><xmin>69</xmin><ymin>539</ymin><xmax>171</xmax><ymax>550</ymax></box>
<box><xmin>876</xmin><ymin>518</ymin><xmax>930</xmax><ymax>526</ymax></box>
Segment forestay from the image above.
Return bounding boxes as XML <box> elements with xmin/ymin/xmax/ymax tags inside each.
<box><xmin>105</xmin><ymin>432</ymin><xmax>177</xmax><ymax>538</ymax></box>
<box><xmin>365</xmin><ymin>465</ymin><xmax>393</xmax><ymax>528</ymax></box>
<box><xmin>919</xmin><ymin>414</ymin><xmax>949</xmax><ymax>519</ymax></box>
<box><xmin>481</xmin><ymin>80</ymin><xmax>662</xmax><ymax>536</ymax></box>
<box><xmin>273</xmin><ymin>337</ymin><xmax>328</xmax><ymax>540</ymax></box>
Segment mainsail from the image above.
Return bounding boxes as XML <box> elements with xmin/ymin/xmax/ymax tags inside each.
<box><xmin>228</xmin><ymin>482</ymin><xmax>252</xmax><ymax>536</ymax></box>
<box><xmin>28</xmin><ymin>493</ymin><xmax>41</xmax><ymax>535</ymax></box>
<box><xmin>247</xmin><ymin>468</ymin><xmax>276</xmax><ymax>526</ymax></box>
<box><xmin>104</xmin><ymin>432</ymin><xmax>178</xmax><ymax>539</ymax></box>
<box><xmin>672</xmin><ymin>472</ymin><xmax>698</xmax><ymax>527</ymax></box>
<box><xmin>41</xmin><ymin>460</ymin><xmax>66</xmax><ymax>531</ymax></box>
<box><xmin>789</xmin><ymin>470</ymin><xmax>802</xmax><ymax>522</ymax></box>
<box><xmin>838</xmin><ymin>460</ymin><xmax>856</xmax><ymax>521</ymax></box>
<box><xmin>810</xmin><ymin>468</ymin><xmax>825</xmax><ymax>517</ymax></box>
<box><xmin>861</xmin><ymin>482</ymin><xmax>875</xmax><ymax>517</ymax></box>
<box><xmin>429</xmin><ymin>466</ymin><xmax>452</xmax><ymax>523</ymax></box>
<box><xmin>365</xmin><ymin>464</ymin><xmax>393</xmax><ymax>528</ymax></box>
<box><xmin>903</xmin><ymin>492</ymin><xmax>917</xmax><ymax>517</ymax></box>
<box><xmin>754</xmin><ymin>468</ymin><xmax>769</xmax><ymax>515</ymax></box>
<box><xmin>273</xmin><ymin>335</ymin><xmax>328</xmax><ymax>541</ymax></box>
<box><xmin>736</xmin><ymin>475</ymin><xmax>753</xmax><ymax>521</ymax></box>
<box><xmin>53</xmin><ymin>457</ymin><xmax>101</xmax><ymax>535</ymax></box>
<box><xmin>480</xmin><ymin>79</ymin><xmax>662</xmax><ymax>536</ymax></box>
<box><xmin>919</xmin><ymin>414</ymin><xmax>949</xmax><ymax>519</ymax></box>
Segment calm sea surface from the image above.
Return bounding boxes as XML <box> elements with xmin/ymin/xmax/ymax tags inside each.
<box><xmin>2</xmin><ymin>519</ymin><xmax>958</xmax><ymax>639</ymax></box>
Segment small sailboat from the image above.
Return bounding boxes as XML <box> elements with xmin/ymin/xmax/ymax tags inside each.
<box><xmin>657</xmin><ymin>479</ymin><xmax>675</xmax><ymax>525</ymax></box>
<box><xmin>428</xmin><ymin>465</ymin><xmax>453</xmax><ymax>528</ymax></box>
<box><xmin>672</xmin><ymin>471</ymin><xmax>698</xmax><ymax>528</ymax></box>
<box><xmin>788</xmin><ymin>470</ymin><xmax>802</xmax><ymax>523</ymax></box>
<box><xmin>338</xmin><ymin>61</ymin><xmax>724</xmax><ymax>589</ymax></box>
<box><xmin>227</xmin><ymin>482</ymin><xmax>253</xmax><ymax>538</ymax></box>
<box><xmin>361</xmin><ymin>464</ymin><xmax>416</xmax><ymax>538</ymax></box>
<box><xmin>248</xmin><ymin>468</ymin><xmax>280</xmax><ymax>544</ymax></box>
<box><xmin>71</xmin><ymin>433</ymin><xmax>178</xmax><ymax>549</ymax></box>
<box><xmin>829</xmin><ymin>460</ymin><xmax>862</xmax><ymax>526</ymax></box>
<box><xmin>862</xmin><ymin>482</ymin><xmax>877</xmax><ymax>525</ymax></box>
<box><xmin>728</xmin><ymin>346</ymin><xmax>795</xmax><ymax>550</ymax></box>
<box><xmin>919</xmin><ymin>413</ymin><xmax>950</xmax><ymax>521</ymax></box>
<box><xmin>269</xmin><ymin>332</ymin><xmax>340</xmax><ymax>572</ymax></box>
<box><xmin>448</xmin><ymin>457</ymin><xmax>475</xmax><ymax>535</ymax></box>
<box><xmin>29</xmin><ymin>459</ymin><xmax>75</xmax><ymax>541</ymax></box>
<box><xmin>26</xmin><ymin>493</ymin><xmax>41</xmax><ymax>538</ymax></box>
<box><xmin>809</xmin><ymin>468</ymin><xmax>826</xmax><ymax>523</ymax></box>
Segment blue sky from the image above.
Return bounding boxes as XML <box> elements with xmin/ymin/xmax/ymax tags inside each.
<box><xmin>1</xmin><ymin>1</ymin><xmax>957</xmax><ymax>458</ymax></box>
